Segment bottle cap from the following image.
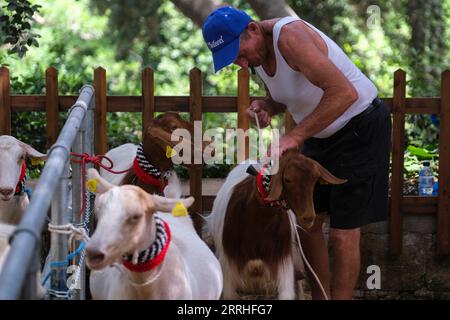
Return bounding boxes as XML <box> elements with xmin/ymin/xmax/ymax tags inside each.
<box><xmin>423</xmin><ymin>161</ymin><xmax>430</xmax><ymax>166</ymax></box>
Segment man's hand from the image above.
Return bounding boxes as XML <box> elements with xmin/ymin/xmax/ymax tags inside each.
<box><xmin>246</xmin><ymin>100</ymin><xmax>272</xmax><ymax>128</ymax></box>
<box><xmin>268</xmin><ymin>134</ymin><xmax>303</xmax><ymax>158</ymax></box>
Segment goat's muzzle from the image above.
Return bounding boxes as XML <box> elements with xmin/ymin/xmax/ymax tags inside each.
<box><xmin>86</xmin><ymin>246</ymin><xmax>107</xmax><ymax>270</ymax></box>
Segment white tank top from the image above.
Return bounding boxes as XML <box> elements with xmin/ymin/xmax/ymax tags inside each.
<box><xmin>255</xmin><ymin>17</ymin><xmax>378</xmax><ymax>138</ymax></box>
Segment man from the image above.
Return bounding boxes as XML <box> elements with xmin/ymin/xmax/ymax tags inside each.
<box><xmin>202</xmin><ymin>7</ymin><xmax>391</xmax><ymax>300</ymax></box>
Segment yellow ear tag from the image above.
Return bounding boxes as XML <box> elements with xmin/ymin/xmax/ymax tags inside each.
<box><xmin>166</xmin><ymin>145</ymin><xmax>176</xmax><ymax>158</ymax></box>
<box><xmin>31</xmin><ymin>158</ymin><xmax>45</xmax><ymax>166</ymax></box>
<box><xmin>172</xmin><ymin>201</ymin><xmax>188</xmax><ymax>217</ymax></box>
<box><xmin>87</xmin><ymin>179</ymin><xmax>98</xmax><ymax>193</ymax></box>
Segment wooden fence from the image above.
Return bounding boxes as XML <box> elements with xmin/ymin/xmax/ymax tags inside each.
<box><xmin>1</xmin><ymin>66</ymin><xmax>449</xmax><ymax>255</ymax></box>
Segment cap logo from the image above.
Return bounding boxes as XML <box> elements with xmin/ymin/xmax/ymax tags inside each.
<box><xmin>207</xmin><ymin>35</ymin><xmax>225</xmax><ymax>49</ymax></box>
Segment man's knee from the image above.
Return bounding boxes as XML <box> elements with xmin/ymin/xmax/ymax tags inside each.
<box><xmin>330</xmin><ymin>227</ymin><xmax>360</xmax><ymax>247</ymax></box>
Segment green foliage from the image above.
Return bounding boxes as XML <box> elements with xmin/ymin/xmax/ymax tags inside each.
<box><xmin>1</xmin><ymin>0</ymin><xmax>449</xmax><ymax>179</ymax></box>
<box><xmin>404</xmin><ymin>145</ymin><xmax>439</xmax><ymax>180</ymax></box>
<box><xmin>0</xmin><ymin>0</ymin><xmax>41</xmax><ymax>57</ymax></box>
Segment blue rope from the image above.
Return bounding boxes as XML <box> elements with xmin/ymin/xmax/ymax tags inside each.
<box><xmin>41</xmin><ymin>242</ymin><xmax>86</xmax><ymax>286</ymax></box>
<box><xmin>50</xmin><ymin>242</ymin><xmax>86</xmax><ymax>268</ymax></box>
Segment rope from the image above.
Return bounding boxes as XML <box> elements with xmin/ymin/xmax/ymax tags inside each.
<box><xmin>48</xmin><ymin>223</ymin><xmax>89</xmax><ymax>250</ymax></box>
<box><xmin>252</xmin><ymin>107</ymin><xmax>329</xmax><ymax>300</ymax></box>
<box><xmin>112</xmin><ymin>258</ymin><xmax>167</xmax><ymax>287</ymax></box>
<box><xmin>70</xmin><ymin>152</ymin><xmax>132</xmax><ymax>216</ymax></box>
<box><xmin>287</xmin><ymin>209</ymin><xmax>329</xmax><ymax>300</ymax></box>
<box><xmin>45</xmin><ymin>190</ymin><xmax>94</xmax><ymax>298</ymax></box>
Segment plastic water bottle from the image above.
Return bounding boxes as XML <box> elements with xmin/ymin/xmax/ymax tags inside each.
<box><xmin>418</xmin><ymin>161</ymin><xmax>434</xmax><ymax>196</ymax></box>
<box><xmin>432</xmin><ymin>181</ymin><xmax>439</xmax><ymax>196</ymax></box>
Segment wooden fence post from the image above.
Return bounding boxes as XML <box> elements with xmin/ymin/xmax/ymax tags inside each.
<box><xmin>94</xmin><ymin>67</ymin><xmax>107</xmax><ymax>155</ymax></box>
<box><xmin>437</xmin><ymin>70</ymin><xmax>450</xmax><ymax>255</ymax></box>
<box><xmin>237</xmin><ymin>68</ymin><xmax>250</xmax><ymax>160</ymax></box>
<box><xmin>189</xmin><ymin>68</ymin><xmax>203</xmax><ymax>236</ymax></box>
<box><xmin>390</xmin><ymin>69</ymin><xmax>406</xmax><ymax>255</ymax></box>
<box><xmin>285</xmin><ymin>112</ymin><xmax>295</xmax><ymax>134</ymax></box>
<box><xmin>0</xmin><ymin>67</ymin><xmax>11</xmax><ymax>135</ymax></box>
<box><xmin>141</xmin><ymin>68</ymin><xmax>154</xmax><ymax>135</ymax></box>
<box><xmin>45</xmin><ymin>67</ymin><xmax>59</xmax><ymax>148</ymax></box>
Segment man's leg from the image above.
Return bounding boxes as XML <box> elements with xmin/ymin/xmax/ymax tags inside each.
<box><xmin>330</xmin><ymin>227</ymin><xmax>361</xmax><ymax>300</ymax></box>
<box><xmin>298</xmin><ymin>213</ymin><xmax>330</xmax><ymax>300</ymax></box>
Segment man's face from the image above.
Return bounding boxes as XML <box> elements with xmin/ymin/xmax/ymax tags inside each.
<box><xmin>233</xmin><ymin>23</ymin><xmax>265</xmax><ymax>69</ymax></box>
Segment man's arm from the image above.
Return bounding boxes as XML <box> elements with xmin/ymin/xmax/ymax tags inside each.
<box><xmin>262</xmin><ymin>84</ymin><xmax>286</xmax><ymax>117</ymax></box>
<box><xmin>278</xmin><ymin>22</ymin><xmax>358</xmax><ymax>145</ymax></box>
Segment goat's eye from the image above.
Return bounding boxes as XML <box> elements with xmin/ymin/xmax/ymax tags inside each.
<box><xmin>127</xmin><ymin>214</ymin><xmax>142</xmax><ymax>223</ymax></box>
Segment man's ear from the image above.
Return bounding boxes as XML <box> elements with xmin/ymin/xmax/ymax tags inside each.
<box><xmin>247</xmin><ymin>21</ymin><xmax>258</xmax><ymax>34</ymax></box>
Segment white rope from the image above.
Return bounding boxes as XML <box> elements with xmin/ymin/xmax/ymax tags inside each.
<box><xmin>48</xmin><ymin>223</ymin><xmax>89</xmax><ymax>250</ymax></box>
<box><xmin>287</xmin><ymin>209</ymin><xmax>329</xmax><ymax>300</ymax></box>
<box><xmin>112</xmin><ymin>258</ymin><xmax>166</xmax><ymax>287</ymax></box>
<box><xmin>252</xmin><ymin>107</ymin><xmax>329</xmax><ymax>300</ymax></box>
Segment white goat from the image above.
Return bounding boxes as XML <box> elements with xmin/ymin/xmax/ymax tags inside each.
<box><xmin>0</xmin><ymin>136</ymin><xmax>46</xmax><ymax>298</ymax></box>
<box><xmin>99</xmin><ymin>143</ymin><xmax>137</xmax><ymax>185</ymax></box>
<box><xmin>85</xmin><ymin>168</ymin><xmax>223</xmax><ymax>300</ymax></box>
<box><xmin>0</xmin><ymin>223</ymin><xmax>15</xmax><ymax>270</ymax></box>
<box><xmin>0</xmin><ymin>135</ymin><xmax>46</xmax><ymax>225</ymax></box>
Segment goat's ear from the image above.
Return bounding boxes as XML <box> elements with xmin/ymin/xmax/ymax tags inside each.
<box><xmin>86</xmin><ymin>168</ymin><xmax>114</xmax><ymax>194</ymax></box>
<box><xmin>21</xmin><ymin>143</ymin><xmax>47</xmax><ymax>161</ymax></box>
<box><xmin>312</xmin><ymin>160</ymin><xmax>347</xmax><ymax>185</ymax></box>
<box><xmin>265</xmin><ymin>171</ymin><xmax>283</xmax><ymax>201</ymax></box>
<box><xmin>264</xmin><ymin>151</ymin><xmax>295</xmax><ymax>201</ymax></box>
<box><xmin>148</xmin><ymin>127</ymin><xmax>176</xmax><ymax>147</ymax></box>
<box><xmin>151</xmin><ymin>194</ymin><xmax>195</xmax><ymax>213</ymax></box>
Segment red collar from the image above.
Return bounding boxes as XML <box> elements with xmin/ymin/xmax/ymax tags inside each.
<box><xmin>15</xmin><ymin>162</ymin><xmax>26</xmax><ymax>195</ymax></box>
<box><xmin>122</xmin><ymin>220</ymin><xmax>171</xmax><ymax>273</ymax></box>
<box><xmin>256</xmin><ymin>169</ymin><xmax>270</xmax><ymax>202</ymax></box>
<box><xmin>132</xmin><ymin>158</ymin><xmax>167</xmax><ymax>191</ymax></box>
<box><xmin>256</xmin><ymin>168</ymin><xmax>286</xmax><ymax>207</ymax></box>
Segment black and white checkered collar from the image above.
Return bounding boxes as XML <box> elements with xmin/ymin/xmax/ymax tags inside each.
<box><xmin>122</xmin><ymin>216</ymin><xmax>170</xmax><ymax>271</ymax></box>
<box><xmin>136</xmin><ymin>143</ymin><xmax>161</xmax><ymax>179</ymax></box>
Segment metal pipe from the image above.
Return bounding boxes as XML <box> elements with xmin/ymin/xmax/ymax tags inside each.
<box><xmin>21</xmin><ymin>251</ymin><xmax>40</xmax><ymax>299</ymax></box>
<box><xmin>0</xmin><ymin>85</ymin><xmax>94</xmax><ymax>300</ymax></box>
<box><xmin>70</xmin><ymin>110</ymin><xmax>84</xmax><ymax>300</ymax></box>
<box><xmin>49</xmin><ymin>162</ymin><xmax>70</xmax><ymax>299</ymax></box>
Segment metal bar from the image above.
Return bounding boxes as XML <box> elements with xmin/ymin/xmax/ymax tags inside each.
<box><xmin>84</xmin><ymin>91</ymin><xmax>96</xmax><ymax>299</ymax></box>
<box><xmin>0</xmin><ymin>85</ymin><xmax>94</xmax><ymax>300</ymax></box>
<box><xmin>49</xmin><ymin>162</ymin><xmax>70</xmax><ymax>299</ymax></box>
<box><xmin>71</xmin><ymin>87</ymin><xmax>95</xmax><ymax>300</ymax></box>
<box><xmin>21</xmin><ymin>251</ymin><xmax>40</xmax><ymax>299</ymax></box>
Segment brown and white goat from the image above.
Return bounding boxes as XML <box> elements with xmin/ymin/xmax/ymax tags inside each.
<box><xmin>207</xmin><ymin>150</ymin><xmax>346</xmax><ymax>299</ymax></box>
<box><xmin>100</xmin><ymin>112</ymin><xmax>211</xmax><ymax>194</ymax></box>
<box><xmin>85</xmin><ymin>169</ymin><xmax>223</xmax><ymax>300</ymax></box>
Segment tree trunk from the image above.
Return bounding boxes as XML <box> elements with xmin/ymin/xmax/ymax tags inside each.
<box><xmin>407</xmin><ymin>0</ymin><xmax>446</xmax><ymax>96</ymax></box>
<box><xmin>246</xmin><ymin>0</ymin><xmax>297</xmax><ymax>19</ymax></box>
<box><xmin>170</xmin><ymin>0</ymin><xmax>224</xmax><ymax>27</ymax></box>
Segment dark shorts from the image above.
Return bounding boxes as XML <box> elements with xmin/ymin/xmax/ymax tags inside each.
<box><xmin>302</xmin><ymin>98</ymin><xmax>392</xmax><ymax>229</ymax></box>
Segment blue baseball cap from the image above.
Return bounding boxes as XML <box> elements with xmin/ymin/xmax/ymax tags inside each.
<box><xmin>202</xmin><ymin>7</ymin><xmax>252</xmax><ymax>72</ymax></box>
